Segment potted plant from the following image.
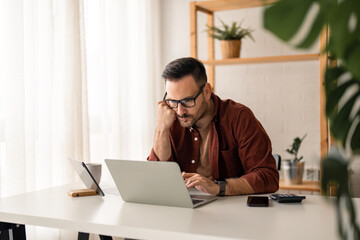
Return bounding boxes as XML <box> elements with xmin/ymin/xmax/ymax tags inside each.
<box><xmin>264</xmin><ymin>0</ymin><xmax>360</xmax><ymax>238</ymax></box>
<box><xmin>206</xmin><ymin>18</ymin><xmax>254</xmax><ymax>59</ymax></box>
<box><xmin>282</xmin><ymin>134</ymin><xmax>307</xmax><ymax>185</ymax></box>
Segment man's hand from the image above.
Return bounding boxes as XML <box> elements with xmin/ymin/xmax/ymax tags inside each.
<box><xmin>182</xmin><ymin>172</ymin><xmax>220</xmax><ymax>195</ymax></box>
<box><xmin>153</xmin><ymin>101</ymin><xmax>175</xmax><ymax>161</ymax></box>
<box><xmin>156</xmin><ymin>101</ymin><xmax>176</xmax><ymax>131</ymax></box>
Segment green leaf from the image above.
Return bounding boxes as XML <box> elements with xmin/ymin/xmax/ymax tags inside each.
<box><xmin>285</xmin><ymin>134</ymin><xmax>306</xmax><ymax>161</ymax></box>
<box><xmin>325</xmin><ymin>66</ymin><xmax>360</xmax><ymax>155</ymax></box>
<box><xmin>264</xmin><ymin>0</ymin><xmax>360</xmax><ymax>237</ymax></box>
<box><xmin>263</xmin><ymin>0</ymin><xmax>313</xmax><ymax>41</ymax></box>
<box><xmin>327</xmin><ymin>0</ymin><xmax>360</xmax><ymax>59</ymax></box>
<box><xmin>321</xmin><ymin>147</ymin><xmax>349</xmax><ymax>196</ymax></box>
<box><xmin>321</xmin><ymin>145</ymin><xmax>360</xmax><ymax>239</ymax></box>
<box><xmin>297</xmin><ymin>7</ymin><xmax>326</xmax><ymax>48</ymax></box>
<box><xmin>206</xmin><ymin>18</ymin><xmax>254</xmax><ymax>40</ymax></box>
<box><xmin>230</xmin><ymin>22</ymin><xmax>237</xmax><ymax>37</ymax></box>
<box><xmin>346</xmin><ymin>43</ymin><xmax>360</xmax><ymax>80</ymax></box>
<box><xmin>331</xmin><ymin>92</ymin><xmax>359</xmax><ymax>146</ymax></box>
<box><xmin>326</xmin><ymin>79</ymin><xmax>357</xmax><ymax>117</ymax></box>
<box><xmin>325</xmin><ymin>67</ymin><xmax>344</xmax><ymax>93</ymax></box>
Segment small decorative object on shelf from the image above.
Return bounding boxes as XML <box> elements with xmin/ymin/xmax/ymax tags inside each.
<box><xmin>282</xmin><ymin>134</ymin><xmax>307</xmax><ymax>185</ymax></box>
<box><xmin>206</xmin><ymin>18</ymin><xmax>254</xmax><ymax>59</ymax></box>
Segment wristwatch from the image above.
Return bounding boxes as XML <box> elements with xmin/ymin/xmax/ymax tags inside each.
<box><xmin>214</xmin><ymin>179</ymin><xmax>226</xmax><ymax>196</ymax></box>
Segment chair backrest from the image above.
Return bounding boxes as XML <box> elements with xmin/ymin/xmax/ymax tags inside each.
<box><xmin>273</xmin><ymin>154</ymin><xmax>281</xmax><ymax>171</ymax></box>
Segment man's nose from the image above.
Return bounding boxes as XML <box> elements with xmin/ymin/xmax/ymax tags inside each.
<box><xmin>176</xmin><ymin>103</ymin><xmax>187</xmax><ymax>116</ymax></box>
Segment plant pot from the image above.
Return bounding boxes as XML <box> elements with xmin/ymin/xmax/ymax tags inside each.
<box><xmin>282</xmin><ymin>160</ymin><xmax>304</xmax><ymax>185</ymax></box>
<box><xmin>220</xmin><ymin>39</ymin><xmax>241</xmax><ymax>59</ymax></box>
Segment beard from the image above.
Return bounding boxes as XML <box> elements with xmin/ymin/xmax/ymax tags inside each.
<box><xmin>176</xmin><ymin>100</ymin><xmax>207</xmax><ymax>128</ymax></box>
<box><xmin>176</xmin><ymin>113</ymin><xmax>196</xmax><ymax>128</ymax></box>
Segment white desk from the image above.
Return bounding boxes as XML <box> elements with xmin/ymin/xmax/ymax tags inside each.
<box><xmin>0</xmin><ymin>184</ymin><xmax>359</xmax><ymax>240</ymax></box>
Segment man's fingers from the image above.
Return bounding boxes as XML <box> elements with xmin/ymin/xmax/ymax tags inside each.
<box><xmin>182</xmin><ymin>172</ymin><xmax>196</xmax><ymax>178</ymax></box>
<box><xmin>184</xmin><ymin>174</ymin><xmax>208</xmax><ymax>187</ymax></box>
<box><xmin>182</xmin><ymin>172</ymin><xmax>218</xmax><ymax>194</ymax></box>
<box><xmin>186</xmin><ymin>179</ymin><xmax>201</xmax><ymax>188</ymax></box>
<box><xmin>157</xmin><ymin>101</ymin><xmax>167</xmax><ymax>107</ymax></box>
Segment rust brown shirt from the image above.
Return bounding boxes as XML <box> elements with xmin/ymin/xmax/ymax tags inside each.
<box><xmin>148</xmin><ymin>93</ymin><xmax>279</xmax><ymax>193</ymax></box>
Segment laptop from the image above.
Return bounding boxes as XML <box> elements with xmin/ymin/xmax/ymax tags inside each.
<box><xmin>68</xmin><ymin>158</ymin><xmax>105</xmax><ymax>196</ymax></box>
<box><xmin>105</xmin><ymin>159</ymin><xmax>218</xmax><ymax>208</ymax></box>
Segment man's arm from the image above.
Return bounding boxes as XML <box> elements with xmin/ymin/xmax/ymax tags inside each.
<box><xmin>182</xmin><ymin>172</ymin><xmax>254</xmax><ymax>195</ymax></box>
<box><xmin>234</xmin><ymin>108</ymin><xmax>279</xmax><ymax>193</ymax></box>
<box><xmin>152</xmin><ymin>101</ymin><xmax>175</xmax><ymax>161</ymax></box>
<box><xmin>225</xmin><ymin>177</ymin><xmax>254</xmax><ymax>195</ymax></box>
<box><xmin>153</xmin><ymin>128</ymin><xmax>172</xmax><ymax>161</ymax></box>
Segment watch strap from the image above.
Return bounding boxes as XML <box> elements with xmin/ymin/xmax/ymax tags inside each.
<box><xmin>215</xmin><ymin>180</ymin><xmax>226</xmax><ymax>196</ymax></box>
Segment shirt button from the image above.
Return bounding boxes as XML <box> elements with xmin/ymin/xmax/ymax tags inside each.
<box><xmin>191</xmin><ymin>160</ymin><xmax>195</xmax><ymax>164</ymax></box>
<box><xmin>194</xmin><ymin>137</ymin><xmax>198</xmax><ymax>141</ymax></box>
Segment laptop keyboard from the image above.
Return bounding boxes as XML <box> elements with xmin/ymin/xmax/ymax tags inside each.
<box><xmin>191</xmin><ymin>199</ymin><xmax>204</xmax><ymax>205</ymax></box>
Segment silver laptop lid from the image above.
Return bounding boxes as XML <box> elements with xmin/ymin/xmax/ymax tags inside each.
<box><xmin>105</xmin><ymin>159</ymin><xmax>207</xmax><ymax>208</ymax></box>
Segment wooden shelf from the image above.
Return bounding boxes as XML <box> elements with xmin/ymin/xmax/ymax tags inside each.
<box><xmin>279</xmin><ymin>180</ymin><xmax>320</xmax><ymax>192</ymax></box>
<box><xmin>190</xmin><ymin>0</ymin><xmax>329</xmax><ymax>159</ymax></box>
<box><xmin>195</xmin><ymin>0</ymin><xmax>277</xmax><ymax>12</ymax></box>
<box><xmin>202</xmin><ymin>54</ymin><xmax>320</xmax><ymax>65</ymax></box>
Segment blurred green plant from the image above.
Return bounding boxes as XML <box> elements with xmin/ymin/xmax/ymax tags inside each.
<box><xmin>286</xmin><ymin>134</ymin><xmax>307</xmax><ymax>163</ymax></box>
<box><xmin>264</xmin><ymin>0</ymin><xmax>360</xmax><ymax>239</ymax></box>
<box><xmin>206</xmin><ymin>18</ymin><xmax>255</xmax><ymax>41</ymax></box>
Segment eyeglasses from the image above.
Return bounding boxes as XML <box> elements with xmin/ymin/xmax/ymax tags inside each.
<box><xmin>163</xmin><ymin>84</ymin><xmax>206</xmax><ymax>109</ymax></box>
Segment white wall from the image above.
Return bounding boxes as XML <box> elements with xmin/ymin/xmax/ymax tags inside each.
<box><xmin>160</xmin><ymin>0</ymin><xmax>321</xmax><ymax>178</ymax></box>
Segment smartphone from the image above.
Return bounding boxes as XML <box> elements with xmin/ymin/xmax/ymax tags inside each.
<box><xmin>247</xmin><ymin>196</ymin><xmax>269</xmax><ymax>207</ymax></box>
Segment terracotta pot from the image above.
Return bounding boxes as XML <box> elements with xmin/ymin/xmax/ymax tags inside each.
<box><xmin>220</xmin><ymin>39</ymin><xmax>242</xmax><ymax>59</ymax></box>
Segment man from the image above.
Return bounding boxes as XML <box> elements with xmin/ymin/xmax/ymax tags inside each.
<box><xmin>148</xmin><ymin>57</ymin><xmax>279</xmax><ymax>196</ymax></box>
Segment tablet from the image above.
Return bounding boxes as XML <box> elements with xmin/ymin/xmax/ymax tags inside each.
<box><xmin>68</xmin><ymin>158</ymin><xmax>105</xmax><ymax>196</ymax></box>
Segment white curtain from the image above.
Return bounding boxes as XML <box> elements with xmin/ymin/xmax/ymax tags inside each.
<box><xmin>0</xmin><ymin>0</ymin><xmax>161</xmax><ymax>239</ymax></box>
<box><xmin>0</xmin><ymin>0</ymin><xmax>88</xmax><ymax>196</ymax></box>
<box><xmin>84</xmin><ymin>0</ymin><xmax>161</xmax><ymax>182</ymax></box>
<box><xmin>0</xmin><ymin>0</ymin><xmax>89</xmax><ymax>238</ymax></box>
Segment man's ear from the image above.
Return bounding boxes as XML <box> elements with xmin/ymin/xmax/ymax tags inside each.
<box><xmin>204</xmin><ymin>83</ymin><xmax>212</xmax><ymax>100</ymax></box>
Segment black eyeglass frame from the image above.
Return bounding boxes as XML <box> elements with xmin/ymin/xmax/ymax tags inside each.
<box><xmin>163</xmin><ymin>84</ymin><xmax>206</xmax><ymax>109</ymax></box>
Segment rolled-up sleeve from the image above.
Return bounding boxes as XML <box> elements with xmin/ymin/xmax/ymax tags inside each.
<box><xmin>147</xmin><ymin>148</ymin><xmax>159</xmax><ymax>161</ymax></box>
<box><xmin>147</xmin><ymin>148</ymin><xmax>175</xmax><ymax>162</ymax></box>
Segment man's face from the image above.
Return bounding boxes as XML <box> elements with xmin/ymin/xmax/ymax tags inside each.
<box><xmin>165</xmin><ymin>75</ymin><xmax>208</xmax><ymax>128</ymax></box>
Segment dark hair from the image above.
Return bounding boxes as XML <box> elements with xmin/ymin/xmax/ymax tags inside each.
<box><xmin>161</xmin><ymin>57</ymin><xmax>207</xmax><ymax>86</ymax></box>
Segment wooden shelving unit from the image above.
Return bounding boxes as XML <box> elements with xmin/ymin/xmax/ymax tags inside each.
<box><xmin>190</xmin><ymin>0</ymin><xmax>329</xmax><ymax>168</ymax></box>
<box><xmin>279</xmin><ymin>180</ymin><xmax>320</xmax><ymax>192</ymax></box>
<box><xmin>202</xmin><ymin>54</ymin><xmax>320</xmax><ymax>65</ymax></box>
<box><xmin>192</xmin><ymin>0</ymin><xmax>278</xmax><ymax>12</ymax></box>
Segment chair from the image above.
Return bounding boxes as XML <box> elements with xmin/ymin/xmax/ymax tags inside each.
<box><xmin>78</xmin><ymin>233</ymin><xmax>112</xmax><ymax>240</ymax></box>
<box><xmin>0</xmin><ymin>222</ymin><xmax>26</xmax><ymax>240</ymax></box>
<box><xmin>273</xmin><ymin>154</ymin><xmax>281</xmax><ymax>171</ymax></box>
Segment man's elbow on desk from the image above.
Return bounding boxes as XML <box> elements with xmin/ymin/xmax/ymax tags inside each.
<box><xmin>239</xmin><ymin>170</ymin><xmax>280</xmax><ymax>194</ymax></box>
<box><xmin>225</xmin><ymin>178</ymin><xmax>256</xmax><ymax>195</ymax></box>
<box><xmin>224</xmin><ymin>176</ymin><xmax>280</xmax><ymax>196</ymax></box>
